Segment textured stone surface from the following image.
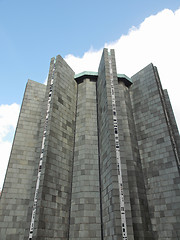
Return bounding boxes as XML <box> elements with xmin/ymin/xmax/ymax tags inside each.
<box><xmin>31</xmin><ymin>55</ymin><xmax>77</xmax><ymax>240</ymax></box>
<box><xmin>97</xmin><ymin>49</ymin><xmax>121</xmax><ymax>240</ymax></box>
<box><xmin>131</xmin><ymin>64</ymin><xmax>180</xmax><ymax>239</ymax></box>
<box><xmin>0</xmin><ymin>49</ymin><xmax>179</xmax><ymax>240</ymax></box>
<box><xmin>97</xmin><ymin>49</ymin><xmax>135</xmax><ymax>240</ymax></box>
<box><xmin>117</xmin><ymin>80</ymin><xmax>153</xmax><ymax>239</ymax></box>
<box><xmin>69</xmin><ymin>78</ymin><xmax>101</xmax><ymax>239</ymax></box>
<box><xmin>0</xmin><ymin>80</ymin><xmax>46</xmax><ymax>240</ymax></box>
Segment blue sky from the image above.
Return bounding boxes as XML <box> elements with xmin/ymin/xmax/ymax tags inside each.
<box><xmin>0</xmin><ymin>0</ymin><xmax>180</xmax><ymax>189</ymax></box>
<box><xmin>1</xmin><ymin>0</ymin><xmax>180</xmax><ymax>105</ymax></box>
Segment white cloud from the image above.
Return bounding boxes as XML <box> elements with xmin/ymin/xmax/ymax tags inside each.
<box><xmin>44</xmin><ymin>75</ymin><xmax>48</xmax><ymax>85</ymax></box>
<box><xmin>0</xmin><ymin>141</ymin><xmax>12</xmax><ymax>191</ymax></box>
<box><xmin>65</xmin><ymin>8</ymin><xmax>180</xmax><ymax>131</ymax></box>
<box><xmin>0</xmin><ymin>103</ymin><xmax>20</xmax><ymax>190</ymax></box>
<box><xmin>0</xmin><ymin>103</ymin><xmax>20</xmax><ymax>140</ymax></box>
<box><xmin>65</xmin><ymin>47</ymin><xmax>102</xmax><ymax>74</ymax></box>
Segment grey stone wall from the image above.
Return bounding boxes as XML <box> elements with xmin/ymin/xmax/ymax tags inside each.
<box><xmin>69</xmin><ymin>78</ymin><xmax>101</xmax><ymax>239</ymax></box>
<box><xmin>117</xmin><ymin>81</ymin><xmax>153</xmax><ymax>239</ymax></box>
<box><xmin>0</xmin><ymin>80</ymin><xmax>46</xmax><ymax>240</ymax></box>
<box><xmin>23</xmin><ymin>57</ymin><xmax>57</xmax><ymax>239</ymax></box>
<box><xmin>30</xmin><ymin>55</ymin><xmax>77</xmax><ymax>240</ymax></box>
<box><xmin>131</xmin><ymin>64</ymin><xmax>180</xmax><ymax>239</ymax></box>
<box><xmin>163</xmin><ymin>89</ymin><xmax>180</xmax><ymax>164</ymax></box>
<box><xmin>97</xmin><ymin>49</ymin><xmax>135</xmax><ymax>240</ymax></box>
<box><xmin>97</xmin><ymin>49</ymin><xmax>121</xmax><ymax>240</ymax></box>
<box><xmin>110</xmin><ymin>49</ymin><xmax>135</xmax><ymax>240</ymax></box>
<box><xmin>0</xmin><ymin>49</ymin><xmax>179</xmax><ymax>240</ymax></box>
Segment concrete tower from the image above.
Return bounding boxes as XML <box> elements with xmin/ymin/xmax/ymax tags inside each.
<box><xmin>0</xmin><ymin>49</ymin><xmax>180</xmax><ymax>240</ymax></box>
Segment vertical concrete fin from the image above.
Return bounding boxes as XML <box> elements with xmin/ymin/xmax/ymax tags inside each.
<box><xmin>69</xmin><ymin>77</ymin><xmax>102</xmax><ymax>239</ymax></box>
<box><xmin>153</xmin><ymin>66</ymin><xmax>180</xmax><ymax>172</ymax></box>
<box><xmin>27</xmin><ymin>58</ymin><xmax>56</xmax><ymax>240</ymax></box>
<box><xmin>97</xmin><ymin>48</ymin><xmax>134</xmax><ymax>239</ymax></box>
<box><xmin>163</xmin><ymin>89</ymin><xmax>180</xmax><ymax>159</ymax></box>
<box><xmin>131</xmin><ymin>63</ymin><xmax>180</xmax><ymax>239</ymax></box>
<box><xmin>0</xmin><ymin>80</ymin><xmax>46</xmax><ymax>240</ymax></box>
<box><xmin>29</xmin><ymin>55</ymin><xmax>77</xmax><ymax>239</ymax></box>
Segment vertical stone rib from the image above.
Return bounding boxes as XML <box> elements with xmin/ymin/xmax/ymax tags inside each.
<box><xmin>153</xmin><ymin>66</ymin><xmax>180</xmax><ymax>172</ymax></box>
<box><xmin>33</xmin><ymin>55</ymin><xmax>77</xmax><ymax>239</ymax></box>
<box><xmin>97</xmin><ymin>49</ymin><xmax>135</xmax><ymax>240</ymax></box>
<box><xmin>0</xmin><ymin>80</ymin><xmax>46</xmax><ymax>240</ymax></box>
<box><xmin>96</xmin><ymin>81</ymin><xmax>104</xmax><ymax>240</ymax></box>
<box><xmin>118</xmin><ymin>81</ymin><xmax>154</xmax><ymax>239</ymax></box>
<box><xmin>108</xmin><ymin>53</ymin><xmax>128</xmax><ymax>239</ymax></box>
<box><xmin>67</xmin><ymin>79</ymin><xmax>78</xmax><ymax>240</ymax></box>
<box><xmin>97</xmin><ymin>49</ymin><xmax>121</xmax><ymax>240</ymax></box>
<box><xmin>28</xmin><ymin>59</ymin><xmax>56</xmax><ymax>240</ymax></box>
<box><xmin>131</xmin><ymin>63</ymin><xmax>180</xmax><ymax>239</ymax></box>
<box><xmin>69</xmin><ymin>79</ymin><xmax>101</xmax><ymax>239</ymax></box>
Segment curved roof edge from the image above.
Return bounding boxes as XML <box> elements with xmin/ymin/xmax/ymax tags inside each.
<box><xmin>117</xmin><ymin>74</ymin><xmax>133</xmax><ymax>87</ymax></box>
<box><xmin>75</xmin><ymin>71</ymin><xmax>98</xmax><ymax>79</ymax></box>
<box><xmin>75</xmin><ymin>71</ymin><xmax>132</xmax><ymax>87</ymax></box>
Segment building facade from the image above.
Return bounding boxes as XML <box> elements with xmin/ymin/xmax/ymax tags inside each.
<box><xmin>0</xmin><ymin>49</ymin><xmax>180</xmax><ymax>240</ymax></box>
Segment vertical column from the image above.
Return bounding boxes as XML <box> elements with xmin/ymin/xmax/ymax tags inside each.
<box><xmin>28</xmin><ymin>55</ymin><xmax>77</xmax><ymax>240</ymax></box>
<box><xmin>163</xmin><ymin>89</ymin><xmax>180</xmax><ymax>158</ymax></box>
<box><xmin>28</xmin><ymin>59</ymin><xmax>56</xmax><ymax>240</ymax></box>
<box><xmin>69</xmin><ymin>78</ymin><xmax>101</xmax><ymax>239</ymax></box>
<box><xmin>108</xmin><ymin>52</ymin><xmax>128</xmax><ymax>239</ymax></box>
<box><xmin>131</xmin><ymin>64</ymin><xmax>180</xmax><ymax>239</ymax></box>
<box><xmin>153</xmin><ymin>67</ymin><xmax>180</xmax><ymax>171</ymax></box>
<box><xmin>117</xmin><ymin>81</ymin><xmax>154</xmax><ymax>239</ymax></box>
<box><xmin>0</xmin><ymin>80</ymin><xmax>46</xmax><ymax>240</ymax></box>
<box><xmin>97</xmin><ymin>49</ymin><xmax>135</xmax><ymax>240</ymax></box>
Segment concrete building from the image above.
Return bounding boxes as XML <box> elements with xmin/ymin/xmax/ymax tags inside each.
<box><xmin>0</xmin><ymin>48</ymin><xmax>179</xmax><ymax>240</ymax></box>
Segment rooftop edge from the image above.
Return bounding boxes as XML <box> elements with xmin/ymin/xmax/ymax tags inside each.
<box><xmin>74</xmin><ymin>71</ymin><xmax>132</xmax><ymax>87</ymax></box>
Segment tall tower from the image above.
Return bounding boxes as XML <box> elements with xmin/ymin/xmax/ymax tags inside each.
<box><xmin>0</xmin><ymin>49</ymin><xmax>179</xmax><ymax>240</ymax></box>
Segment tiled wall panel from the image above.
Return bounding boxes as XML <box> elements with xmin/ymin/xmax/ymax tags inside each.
<box><xmin>0</xmin><ymin>80</ymin><xmax>46</xmax><ymax>240</ymax></box>
<box><xmin>131</xmin><ymin>64</ymin><xmax>180</xmax><ymax>239</ymax></box>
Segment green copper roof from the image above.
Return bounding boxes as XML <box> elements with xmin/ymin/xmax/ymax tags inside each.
<box><xmin>74</xmin><ymin>71</ymin><xmax>98</xmax><ymax>79</ymax></box>
<box><xmin>117</xmin><ymin>74</ymin><xmax>132</xmax><ymax>83</ymax></box>
<box><xmin>74</xmin><ymin>71</ymin><xmax>132</xmax><ymax>87</ymax></box>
